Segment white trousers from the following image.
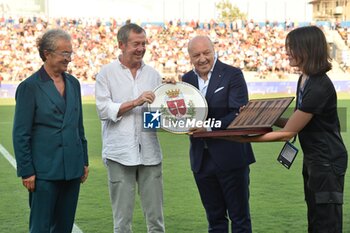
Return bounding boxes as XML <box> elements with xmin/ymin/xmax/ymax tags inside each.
<box><xmin>106</xmin><ymin>160</ymin><xmax>165</xmax><ymax>233</ymax></box>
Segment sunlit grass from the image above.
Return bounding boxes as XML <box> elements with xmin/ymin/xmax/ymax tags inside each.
<box><xmin>1</xmin><ymin>101</ymin><xmax>349</xmax><ymax>233</ymax></box>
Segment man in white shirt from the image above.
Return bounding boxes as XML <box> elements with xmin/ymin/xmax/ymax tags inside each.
<box><xmin>95</xmin><ymin>23</ymin><xmax>164</xmax><ymax>233</ymax></box>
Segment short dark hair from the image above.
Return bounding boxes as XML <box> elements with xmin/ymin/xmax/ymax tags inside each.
<box><xmin>285</xmin><ymin>26</ymin><xmax>332</xmax><ymax>76</ymax></box>
<box><xmin>36</xmin><ymin>29</ymin><xmax>71</xmax><ymax>62</ymax></box>
<box><xmin>117</xmin><ymin>23</ymin><xmax>146</xmax><ymax>44</ymax></box>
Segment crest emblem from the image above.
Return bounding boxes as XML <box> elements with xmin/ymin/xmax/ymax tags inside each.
<box><xmin>160</xmin><ymin>88</ymin><xmax>196</xmax><ymax>121</ymax></box>
<box><xmin>148</xmin><ymin>82</ymin><xmax>208</xmax><ymax>134</ymax></box>
<box><xmin>165</xmin><ymin>89</ymin><xmax>186</xmax><ymax>117</ymax></box>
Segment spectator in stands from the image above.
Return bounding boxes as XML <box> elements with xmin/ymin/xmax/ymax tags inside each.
<box><xmin>0</xmin><ymin>16</ymin><xmax>298</xmax><ymax>82</ymax></box>
<box><xmin>1</xmin><ymin>16</ymin><xmax>348</xmax><ymax>82</ymax></box>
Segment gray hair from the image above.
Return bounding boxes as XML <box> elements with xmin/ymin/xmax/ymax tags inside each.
<box><xmin>117</xmin><ymin>23</ymin><xmax>145</xmax><ymax>44</ymax></box>
<box><xmin>37</xmin><ymin>29</ymin><xmax>71</xmax><ymax>62</ymax></box>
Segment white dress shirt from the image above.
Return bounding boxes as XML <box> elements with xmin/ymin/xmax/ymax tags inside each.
<box><xmin>193</xmin><ymin>54</ymin><xmax>218</xmax><ymax>96</ymax></box>
<box><xmin>95</xmin><ymin>58</ymin><xmax>162</xmax><ymax>166</ymax></box>
<box><xmin>193</xmin><ymin>55</ymin><xmax>218</xmax><ymax>133</ymax></box>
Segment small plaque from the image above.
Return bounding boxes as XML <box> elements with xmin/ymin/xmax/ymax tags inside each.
<box><xmin>228</xmin><ymin>97</ymin><xmax>294</xmax><ymax>129</ymax></box>
<box><xmin>148</xmin><ymin>82</ymin><xmax>208</xmax><ymax>134</ymax></box>
<box><xmin>193</xmin><ymin>97</ymin><xmax>294</xmax><ymax>138</ymax></box>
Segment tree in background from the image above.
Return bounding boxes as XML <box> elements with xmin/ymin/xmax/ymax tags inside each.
<box><xmin>215</xmin><ymin>0</ymin><xmax>247</xmax><ymax>22</ymax></box>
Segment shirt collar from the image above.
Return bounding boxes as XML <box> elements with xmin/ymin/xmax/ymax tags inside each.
<box><xmin>117</xmin><ymin>56</ymin><xmax>145</xmax><ymax>70</ymax></box>
<box><xmin>39</xmin><ymin>65</ymin><xmax>68</xmax><ymax>82</ymax></box>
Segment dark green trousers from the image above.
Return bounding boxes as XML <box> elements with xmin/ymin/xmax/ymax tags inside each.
<box><xmin>29</xmin><ymin>178</ymin><xmax>81</xmax><ymax>233</ymax></box>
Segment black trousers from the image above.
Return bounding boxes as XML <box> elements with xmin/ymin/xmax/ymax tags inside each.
<box><xmin>193</xmin><ymin>149</ymin><xmax>252</xmax><ymax>233</ymax></box>
<box><xmin>303</xmin><ymin>161</ymin><xmax>345</xmax><ymax>233</ymax></box>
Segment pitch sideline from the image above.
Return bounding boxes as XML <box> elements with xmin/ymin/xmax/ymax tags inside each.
<box><xmin>0</xmin><ymin>144</ymin><xmax>84</xmax><ymax>233</ymax></box>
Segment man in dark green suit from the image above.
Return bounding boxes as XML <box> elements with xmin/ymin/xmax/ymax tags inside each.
<box><xmin>12</xmin><ymin>29</ymin><xmax>89</xmax><ymax>233</ymax></box>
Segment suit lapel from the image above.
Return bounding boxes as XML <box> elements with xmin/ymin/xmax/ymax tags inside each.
<box><xmin>63</xmin><ymin>75</ymin><xmax>76</xmax><ymax>125</ymax></box>
<box><xmin>205</xmin><ymin>61</ymin><xmax>224</xmax><ymax>103</ymax></box>
<box><xmin>37</xmin><ymin>75</ymin><xmax>66</xmax><ymax>114</ymax></box>
<box><xmin>187</xmin><ymin>71</ymin><xmax>199</xmax><ymax>89</ymax></box>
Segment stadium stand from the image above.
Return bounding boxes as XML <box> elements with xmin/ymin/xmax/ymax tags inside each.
<box><xmin>0</xmin><ymin>16</ymin><xmax>349</xmax><ymax>83</ymax></box>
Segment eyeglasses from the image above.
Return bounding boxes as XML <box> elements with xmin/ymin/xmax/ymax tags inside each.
<box><xmin>51</xmin><ymin>51</ymin><xmax>74</xmax><ymax>59</ymax></box>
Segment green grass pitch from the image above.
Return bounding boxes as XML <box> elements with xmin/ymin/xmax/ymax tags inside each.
<box><xmin>0</xmin><ymin>99</ymin><xmax>349</xmax><ymax>233</ymax></box>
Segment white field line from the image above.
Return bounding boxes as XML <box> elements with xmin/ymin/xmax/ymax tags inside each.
<box><xmin>0</xmin><ymin>144</ymin><xmax>16</xmax><ymax>168</ymax></box>
<box><xmin>0</xmin><ymin>144</ymin><xmax>83</xmax><ymax>233</ymax></box>
<box><xmin>72</xmin><ymin>224</ymin><xmax>83</xmax><ymax>233</ymax></box>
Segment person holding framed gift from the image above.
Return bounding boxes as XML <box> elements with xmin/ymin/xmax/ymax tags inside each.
<box><xmin>232</xmin><ymin>26</ymin><xmax>348</xmax><ymax>233</ymax></box>
<box><xmin>95</xmin><ymin>23</ymin><xmax>165</xmax><ymax>233</ymax></box>
<box><xmin>182</xmin><ymin>35</ymin><xmax>255</xmax><ymax>233</ymax></box>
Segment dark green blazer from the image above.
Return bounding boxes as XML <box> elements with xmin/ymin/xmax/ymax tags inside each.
<box><xmin>13</xmin><ymin>66</ymin><xmax>88</xmax><ymax>180</ymax></box>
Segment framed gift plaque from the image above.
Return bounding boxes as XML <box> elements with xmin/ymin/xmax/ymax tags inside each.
<box><xmin>193</xmin><ymin>97</ymin><xmax>294</xmax><ymax>138</ymax></box>
<box><xmin>228</xmin><ymin>97</ymin><xmax>295</xmax><ymax>129</ymax></box>
<box><xmin>148</xmin><ymin>82</ymin><xmax>208</xmax><ymax>134</ymax></box>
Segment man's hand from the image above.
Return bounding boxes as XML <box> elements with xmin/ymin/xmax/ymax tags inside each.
<box><xmin>162</xmin><ymin>77</ymin><xmax>177</xmax><ymax>84</ymax></box>
<box><xmin>133</xmin><ymin>91</ymin><xmax>155</xmax><ymax>106</ymax></box>
<box><xmin>118</xmin><ymin>91</ymin><xmax>155</xmax><ymax>117</ymax></box>
<box><xmin>81</xmin><ymin>166</ymin><xmax>89</xmax><ymax>183</ymax></box>
<box><xmin>187</xmin><ymin>127</ymin><xmax>207</xmax><ymax>135</ymax></box>
<box><xmin>239</xmin><ymin>105</ymin><xmax>245</xmax><ymax>113</ymax></box>
<box><xmin>22</xmin><ymin>175</ymin><xmax>36</xmax><ymax>192</ymax></box>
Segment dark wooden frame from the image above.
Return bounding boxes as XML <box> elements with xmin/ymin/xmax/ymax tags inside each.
<box><xmin>193</xmin><ymin>97</ymin><xmax>294</xmax><ymax>138</ymax></box>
